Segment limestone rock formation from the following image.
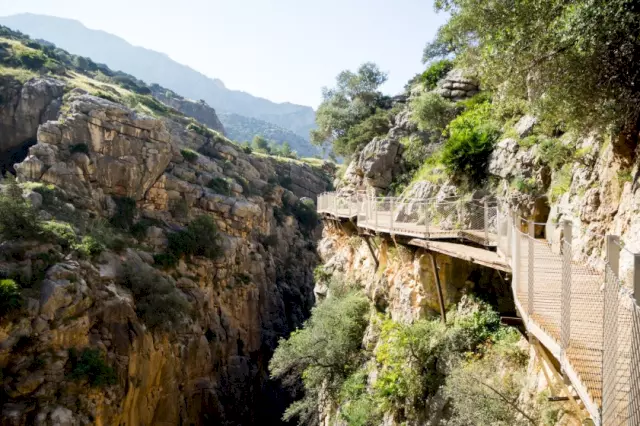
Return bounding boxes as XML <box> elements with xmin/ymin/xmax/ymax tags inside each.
<box><xmin>0</xmin><ymin>77</ymin><xmax>65</xmax><ymax>153</ymax></box>
<box><xmin>434</xmin><ymin>69</ymin><xmax>480</xmax><ymax>101</ymax></box>
<box><xmin>29</xmin><ymin>93</ymin><xmax>171</xmax><ymax>202</ymax></box>
<box><xmin>0</xmin><ymin>85</ymin><xmax>332</xmax><ymax>425</ymax></box>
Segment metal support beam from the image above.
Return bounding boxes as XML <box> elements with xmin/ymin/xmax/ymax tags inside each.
<box><xmin>532</xmin><ymin>339</ymin><xmax>585</xmax><ymax>421</ymax></box>
<box><xmin>362</xmin><ymin>235</ymin><xmax>379</xmax><ymax>270</ymax></box>
<box><xmin>429</xmin><ymin>252</ymin><xmax>447</xmax><ymax>324</ymax></box>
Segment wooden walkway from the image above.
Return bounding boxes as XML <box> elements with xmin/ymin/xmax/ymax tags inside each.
<box><xmin>318</xmin><ymin>192</ymin><xmax>640</xmax><ymax>426</ymax></box>
<box><xmin>408</xmin><ymin>238</ymin><xmax>510</xmax><ymax>272</ymax></box>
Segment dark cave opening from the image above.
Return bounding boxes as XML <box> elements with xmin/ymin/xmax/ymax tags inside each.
<box><xmin>0</xmin><ymin>138</ymin><xmax>37</xmax><ymax>176</ymax></box>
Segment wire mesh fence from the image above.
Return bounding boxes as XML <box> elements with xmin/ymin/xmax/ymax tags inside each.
<box><xmin>319</xmin><ymin>192</ymin><xmax>640</xmax><ymax>425</ymax></box>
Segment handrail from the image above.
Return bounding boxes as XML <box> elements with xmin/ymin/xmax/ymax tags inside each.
<box><xmin>317</xmin><ymin>191</ymin><xmax>640</xmax><ymax>426</ymax></box>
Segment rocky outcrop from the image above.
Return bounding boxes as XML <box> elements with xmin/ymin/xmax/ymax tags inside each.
<box><xmin>0</xmin><ymin>89</ymin><xmax>332</xmax><ymax>425</ymax></box>
<box><xmin>151</xmin><ymin>87</ymin><xmax>226</xmax><ymax>135</ymax></box>
<box><xmin>434</xmin><ymin>69</ymin><xmax>479</xmax><ymax>101</ymax></box>
<box><xmin>340</xmin><ymin>126</ymin><xmax>405</xmax><ymax>194</ymax></box>
<box><xmin>16</xmin><ymin>93</ymin><xmax>173</xmax><ymax>204</ymax></box>
<box><xmin>267</xmin><ymin>158</ymin><xmax>334</xmax><ymax>199</ymax></box>
<box><xmin>0</xmin><ymin>77</ymin><xmax>65</xmax><ymax>152</ymax></box>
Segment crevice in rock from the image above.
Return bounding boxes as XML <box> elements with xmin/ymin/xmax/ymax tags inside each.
<box><xmin>0</xmin><ymin>138</ymin><xmax>37</xmax><ymax>176</ymax></box>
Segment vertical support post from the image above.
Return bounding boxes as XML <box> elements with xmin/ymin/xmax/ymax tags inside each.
<box><xmin>484</xmin><ymin>200</ymin><xmax>489</xmax><ymax>244</ymax></box>
<box><xmin>375</xmin><ymin>197</ymin><xmax>378</xmax><ymax>231</ymax></box>
<box><xmin>506</xmin><ymin>209</ymin><xmax>512</xmax><ymax>259</ymax></box>
<box><xmin>390</xmin><ymin>198</ymin><xmax>394</xmax><ymax>233</ymax></box>
<box><xmin>606</xmin><ymin>235</ymin><xmax>620</xmax><ymax>279</ymax></box>
<box><xmin>561</xmin><ymin>220</ymin><xmax>572</xmax><ymax>353</ymax></box>
<box><xmin>603</xmin><ymin>235</ymin><xmax>620</xmax><ymax>423</ymax></box>
<box><xmin>629</xmin><ymin>253</ymin><xmax>640</xmax><ymax>424</ymax></box>
<box><xmin>528</xmin><ymin>220</ymin><xmax>535</xmax><ymax>316</ymax></box>
<box><xmin>512</xmin><ymin>212</ymin><xmax>522</xmax><ymax>295</ymax></box>
<box><xmin>430</xmin><ymin>252</ymin><xmax>447</xmax><ymax>324</ymax></box>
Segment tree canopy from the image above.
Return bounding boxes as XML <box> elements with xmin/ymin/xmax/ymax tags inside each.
<box><xmin>311</xmin><ymin>62</ymin><xmax>392</xmax><ymax>157</ymax></box>
<box><xmin>426</xmin><ymin>0</ymin><xmax>640</xmax><ymax>138</ymax></box>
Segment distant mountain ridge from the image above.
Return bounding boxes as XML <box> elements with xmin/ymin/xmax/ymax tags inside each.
<box><xmin>0</xmin><ymin>13</ymin><xmax>316</xmax><ymax>141</ymax></box>
<box><xmin>218</xmin><ymin>112</ymin><xmax>318</xmax><ymax>157</ymax></box>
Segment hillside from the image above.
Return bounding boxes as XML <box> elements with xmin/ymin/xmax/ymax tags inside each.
<box><xmin>0</xmin><ymin>23</ymin><xmax>334</xmax><ymax>425</ymax></box>
<box><xmin>0</xmin><ymin>13</ymin><xmax>317</xmax><ymax>141</ymax></box>
<box><xmin>218</xmin><ymin>112</ymin><xmax>319</xmax><ymax>157</ymax></box>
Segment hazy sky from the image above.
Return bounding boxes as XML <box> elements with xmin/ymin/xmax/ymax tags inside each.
<box><xmin>0</xmin><ymin>0</ymin><xmax>447</xmax><ymax>108</ymax></box>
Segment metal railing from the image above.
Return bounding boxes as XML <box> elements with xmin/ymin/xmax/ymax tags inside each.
<box><xmin>318</xmin><ymin>192</ymin><xmax>498</xmax><ymax>246</ymax></box>
<box><xmin>317</xmin><ymin>191</ymin><xmax>640</xmax><ymax>426</ymax></box>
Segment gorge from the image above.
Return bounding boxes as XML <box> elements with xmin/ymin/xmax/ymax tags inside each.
<box><xmin>2</xmin><ymin>1</ymin><xmax>640</xmax><ymax>425</ymax></box>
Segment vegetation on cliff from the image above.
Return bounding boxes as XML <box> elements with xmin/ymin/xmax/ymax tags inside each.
<box><xmin>311</xmin><ymin>62</ymin><xmax>396</xmax><ymax>158</ymax></box>
<box><xmin>270</xmin><ymin>276</ymin><xmax>550</xmax><ymax>425</ymax></box>
<box><xmin>426</xmin><ymin>0</ymin><xmax>640</xmax><ymax>139</ymax></box>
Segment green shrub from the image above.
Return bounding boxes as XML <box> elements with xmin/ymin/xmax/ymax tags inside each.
<box><xmin>69</xmin><ymin>143</ymin><xmax>89</xmax><ymax>154</ymax></box>
<box><xmin>371</xmin><ymin>299</ymin><xmax>502</xmax><ymax>421</ymax></box>
<box><xmin>549</xmin><ymin>164</ymin><xmax>573</xmax><ymax>202</ymax></box>
<box><xmin>0</xmin><ymin>279</ymin><xmax>22</xmax><ymax>317</ymax></box>
<box><xmin>0</xmin><ymin>180</ymin><xmax>43</xmax><ymax>240</ymax></box>
<box><xmin>16</xmin><ymin>48</ymin><xmax>47</xmax><ymax>70</ymax></box>
<box><xmin>109</xmin><ymin>197</ymin><xmax>137</xmax><ymax>231</ymax></box>
<box><xmin>93</xmin><ymin>91</ymin><xmax>119</xmax><ymax>103</ymax></box>
<box><xmin>187</xmin><ymin>122</ymin><xmax>214</xmax><ymax>138</ymax></box>
<box><xmin>512</xmin><ymin>176</ymin><xmax>538</xmax><ymax>194</ymax></box>
<box><xmin>167</xmin><ymin>215</ymin><xmax>221</xmax><ymax>260</ymax></box>
<box><xmin>85</xmin><ymin>219</ymin><xmax>122</xmax><ymax>253</ymax></box>
<box><xmin>207</xmin><ymin>177</ymin><xmax>231</xmax><ymax>196</ymax></box>
<box><xmin>339</xmin><ymin>368</ymin><xmax>381</xmax><ymax>426</ymax></box>
<box><xmin>126</xmin><ymin>94</ymin><xmax>169</xmax><ymax>115</ymax></box>
<box><xmin>444</xmin><ymin>328</ymin><xmax>544</xmax><ymax>425</ymax></box>
<box><xmin>76</xmin><ymin>235</ymin><xmax>105</xmax><ymax>258</ymax></box>
<box><xmin>420</xmin><ymin>59</ymin><xmax>454</xmax><ymax>90</ymax></box>
<box><xmin>291</xmin><ymin>199</ymin><xmax>318</xmax><ymax>235</ymax></box>
<box><xmin>252</xmin><ymin>135</ymin><xmax>271</xmax><ymax>153</ymax></box>
<box><xmin>68</xmin><ymin>348</ymin><xmax>117</xmax><ymax>387</ymax></box>
<box><xmin>270</xmin><ymin>284</ymin><xmax>370</xmax><ymax>424</ymax></box>
<box><xmin>441</xmin><ymin>101</ymin><xmax>499</xmax><ymax>185</ymax></box>
<box><xmin>240</xmin><ymin>142</ymin><xmax>252</xmax><ymax>154</ymax></box>
<box><xmin>180</xmin><ymin>148</ymin><xmax>199</xmax><ymax>163</ymax></box>
<box><xmin>538</xmin><ymin>137</ymin><xmax>573</xmax><ymax>171</ymax></box>
<box><xmin>119</xmin><ymin>260</ymin><xmax>190</xmax><ymax>329</ymax></box>
<box><xmin>410</xmin><ymin>91</ymin><xmax>458</xmax><ymax>133</ymax></box>
<box><xmin>618</xmin><ymin>168</ymin><xmax>634</xmax><ymax>186</ymax></box>
<box><xmin>42</xmin><ymin>220</ymin><xmax>77</xmax><ymax>249</ymax></box>
<box><xmin>333</xmin><ymin>108</ymin><xmax>394</xmax><ymax>157</ymax></box>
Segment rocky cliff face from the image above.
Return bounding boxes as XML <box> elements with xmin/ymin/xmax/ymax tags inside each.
<box><xmin>0</xmin><ymin>78</ymin><xmax>332</xmax><ymax>425</ymax></box>
<box><xmin>0</xmin><ymin>77</ymin><xmax>65</xmax><ymax>173</ymax></box>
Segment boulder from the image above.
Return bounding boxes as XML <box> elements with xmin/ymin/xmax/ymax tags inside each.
<box><xmin>50</xmin><ymin>406</ymin><xmax>75</xmax><ymax>426</ymax></box>
<box><xmin>356</xmin><ymin>136</ymin><xmax>402</xmax><ymax>191</ymax></box>
<box><xmin>514</xmin><ymin>115</ymin><xmax>537</xmax><ymax>138</ymax></box>
<box><xmin>39</xmin><ymin>279</ymin><xmax>74</xmax><ymax>321</ymax></box>
<box><xmin>23</xmin><ymin>191</ymin><xmax>43</xmax><ymax>209</ymax></box>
